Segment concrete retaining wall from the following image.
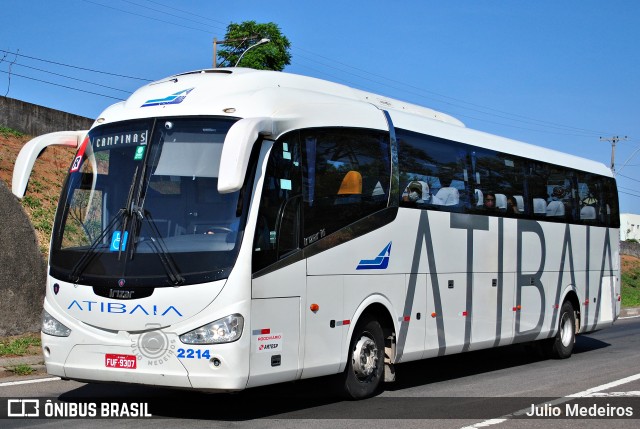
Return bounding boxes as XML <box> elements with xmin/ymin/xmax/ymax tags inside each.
<box><xmin>0</xmin><ymin>96</ymin><xmax>93</xmax><ymax>136</ymax></box>
<box><xmin>621</xmin><ymin>241</ymin><xmax>640</xmax><ymax>259</ymax></box>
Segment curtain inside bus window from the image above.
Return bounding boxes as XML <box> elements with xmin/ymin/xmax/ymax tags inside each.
<box><xmin>153</xmin><ymin>142</ymin><xmax>223</xmax><ymax>177</ymax></box>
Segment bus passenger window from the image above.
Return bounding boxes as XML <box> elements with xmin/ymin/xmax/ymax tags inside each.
<box><xmin>301</xmin><ymin>128</ymin><xmax>390</xmax><ymax>241</ymax></box>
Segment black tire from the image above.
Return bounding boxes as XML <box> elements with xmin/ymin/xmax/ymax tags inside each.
<box><xmin>549</xmin><ymin>301</ymin><xmax>576</xmax><ymax>359</ymax></box>
<box><xmin>340</xmin><ymin>316</ymin><xmax>385</xmax><ymax>400</ymax></box>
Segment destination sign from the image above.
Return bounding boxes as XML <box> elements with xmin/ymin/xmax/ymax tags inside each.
<box><xmin>91</xmin><ymin>130</ymin><xmax>148</xmax><ymax>151</ymax></box>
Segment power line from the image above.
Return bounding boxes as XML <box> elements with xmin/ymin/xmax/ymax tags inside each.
<box><xmin>617</xmin><ymin>143</ymin><xmax>640</xmax><ymax>175</ymax></box>
<box><xmin>71</xmin><ymin>2</ymin><xmax>624</xmax><ymax>141</ymax></box>
<box><xmin>617</xmin><ymin>186</ymin><xmax>640</xmax><ymax>197</ymax></box>
<box><xmin>0</xmin><ymin>49</ymin><xmax>151</xmax><ymax>81</ymax></box>
<box><xmin>134</xmin><ymin>0</ymin><xmax>229</xmax><ymax>29</ymax></box>
<box><xmin>81</xmin><ymin>0</ymin><xmax>216</xmax><ymax>35</ymax></box>
<box><xmin>291</xmin><ymin>45</ymin><xmax>615</xmax><ymax>138</ymax></box>
<box><xmin>0</xmin><ymin>70</ymin><xmax>124</xmax><ymax>100</ymax></box>
<box><xmin>144</xmin><ymin>0</ymin><xmax>228</xmax><ymax>25</ymax></box>
<box><xmin>13</xmin><ymin>62</ymin><xmax>131</xmax><ymax>93</ymax></box>
<box><xmin>3</xmin><ymin>48</ymin><xmax>18</xmax><ymax>97</ymax></box>
<box><xmin>618</xmin><ymin>190</ymin><xmax>640</xmax><ymax>199</ymax></box>
<box><xmin>616</xmin><ymin>173</ymin><xmax>640</xmax><ymax>184</ymax></box>
<box><xmin>293</xmin><ymin>53</ymin><xmax>609</xmax><ymax>137</ymax></box>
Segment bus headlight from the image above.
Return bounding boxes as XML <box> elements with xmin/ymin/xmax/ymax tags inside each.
<box><xmin>41</xmin><ymin>310</ymin><xmax>71</xmax><ymax>337</ymax></box>
<box><xmin>180</xmin><ymin>314</ymin><xmax>244</xmax><ymax>344</ymax></box>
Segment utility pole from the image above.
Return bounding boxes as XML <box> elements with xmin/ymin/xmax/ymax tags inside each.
<box><xmin>600</xmin><ymin>136</ymin><xmax>628</xmax><ymax>174</ymax></box>
<box><xmin>212</xmin><ymin>34</ymin><xmax>261</xmax><ymax>68</ymax></box>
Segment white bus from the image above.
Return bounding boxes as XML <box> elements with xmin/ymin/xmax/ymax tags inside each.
<box><xmin>13</xmin><ymin>68</ymin><xmax>620</xmax><ymax>399</ymax></box>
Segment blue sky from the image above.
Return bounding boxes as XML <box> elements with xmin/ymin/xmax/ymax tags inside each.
<box><xmin>2</xmin><ymin>0</ymin><xmax>639</xmax><ymax>213</ymax></box>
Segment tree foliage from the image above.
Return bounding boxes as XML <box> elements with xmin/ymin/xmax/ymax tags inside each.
<box><xmin>217</xmin><ymin>21</ymin><xmax>291</xmax><ymax>71</ymax></box>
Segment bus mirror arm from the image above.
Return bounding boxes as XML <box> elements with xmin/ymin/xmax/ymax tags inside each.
<box><xmin>218</xmin><ymin>117</ymin><xmax>273</xmax><ymax>194</ymax></box>
<box><xmin>12</xmin><ymin>130</ymin><xmax>88</xmax><ymax>198</ymax></box>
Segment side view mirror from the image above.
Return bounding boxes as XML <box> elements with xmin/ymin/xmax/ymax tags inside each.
<box><xmin>217</xmin><ymin>117</ymin><xmax>273</xmax><ymax>194</ymax></box>
<box><xmin>12</xmin><ymin>130</ymin><xmax>87</xmax><ymax>198</ymax></box>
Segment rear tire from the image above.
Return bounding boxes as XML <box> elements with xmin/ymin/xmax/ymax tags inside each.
<box><xmin>340</xmin><ymin>316</ymin><xmax>385</xmax><ymax>400</ymax></box>
<box><xmin>549</xmin><ymin>301</ymin><xmax>576</xmax><ymax>359</ymax></box>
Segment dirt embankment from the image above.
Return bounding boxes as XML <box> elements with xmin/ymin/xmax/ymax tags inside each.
<box><xmin>0</xmin><ymin>131</ymin><xmax>75</xmax><ymax>335</ymax></box>
<box><xmin>0</xmin><ymin>133</ymin><xmax>75</xmax><ymax>256</ymax></box>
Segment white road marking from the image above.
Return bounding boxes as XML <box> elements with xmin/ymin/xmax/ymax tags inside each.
<box><xmin>460</xmin><ymin>372</ymin><xmax>640</xmax><ymax>429</ymax></box>
<box><xmin>568</xmin><ymin>372</ymin><xmax>640</xmax><ymax>397</ymax></box>
<box><xmin>618</xmin><ymin>314</ymin><xmax>640</xmax><ymax>320</ymax></box>
<box><xmin>585</xmin><ymin>391</ymin><xmax>640</xmax><ymax>397</ymax></box>
<box><xmin>0</xmin><ymin>376</ymin><xmax>61</xmax><ymax>387</ymax></box>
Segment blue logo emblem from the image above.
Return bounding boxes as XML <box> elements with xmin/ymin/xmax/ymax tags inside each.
<box><xmin>141</xmin><ymin>88</ymin><xmax>194</xmax><ymax>107</ymax></box>
<box><xmin>356</xmin><ymin>242</ymin><xmax>392</xmax><ymax>270</ymax></box>
<box><xmin>110</xmin><ymin>231</ymin><xmax>129</xmax><ymax>252</ymax></box>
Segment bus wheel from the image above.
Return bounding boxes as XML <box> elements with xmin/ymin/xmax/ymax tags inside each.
<box><xmin>550</xmin><ymin>301</ymin><xmax>576</xmax><ymax>359</ymax></box>
<box><xmin>341</xmin><ymin>316</ymin><xmax>385</xmax><ymax>399</ymax></box>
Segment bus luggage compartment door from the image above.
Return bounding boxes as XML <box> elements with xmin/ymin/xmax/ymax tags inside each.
<box><xmin>247</xmin><ymin>297</ymin><xmax>300</xmax><ymax>388</ymax></box>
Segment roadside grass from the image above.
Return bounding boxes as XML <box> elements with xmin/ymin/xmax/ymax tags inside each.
<box><xmin>622</xmin><ymin>271</ymin><xmax>640</xmax><ymax>308</ymax></box>
<box><xmin>0</xmin><ymin>333</ymin><xmax>41</xmax><ymax>357</ymax></box>
<box><xmin>7</xmin><ymin>364</ymin><xmax>35</xmax><ymax>376</ymax></box>
<box><xmin>0</xmin><ymin>126</ymin><xmax>24</xmax><ymax>138</ymax></box>
<box><xmin>621</xmin><ymin>254</ymin><xmax>640</xmax><ymax>308</ymax></box>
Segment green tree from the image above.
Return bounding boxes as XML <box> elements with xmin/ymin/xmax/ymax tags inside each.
<box><xmin>217</xmin><ymin>21</ymin><xmax>291</xmax><ymax>71</ymax></box>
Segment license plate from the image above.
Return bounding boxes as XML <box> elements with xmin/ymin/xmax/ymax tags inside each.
<box><xmin>105</xmin><ymin>353</ymin><xmax>137</xmax><ymax>369</ymax></box>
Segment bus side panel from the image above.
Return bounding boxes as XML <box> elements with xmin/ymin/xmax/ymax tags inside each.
<box><xmin>301</xmin><ymin>275</ymin><xmax>345</xmax><ymax>379</ymax></box>
<box><xmin>596</xmin><ymin>276</ymin><xmax>615</xmax><ymax>327</ymax></box>
<box><xmin>435</xmin><ymin>273</ymin><xmax>467</xmax><ymax>355</ymax></box>
<box><xmin>247</xmin><ymin>297</ymin><xmax>300</xmax><ymax>388</ymax></box>
<box><xmin>470</xmin><ymin>273</ymin><xmax>501</xmax><ymax>350</ymax></box>
<box><xmin>343</xmin><ymin>274</ymin><xmax>408</xmax><ymax>359</ymax></box>
<box><xmin>402</xmin><ymin>273</ymin><xmax>427</xmax><ymax>362</ymax></box>
<box><xmin>582</xmin><ymin>226</ymin><xmax>619</xmax><ymax>332</ymax></box>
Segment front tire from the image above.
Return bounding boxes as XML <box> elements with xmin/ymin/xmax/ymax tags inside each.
<box><xmin>340</xmin><ymin>316</ymin><xmax>385</xmax><ymax>399</ymax></box>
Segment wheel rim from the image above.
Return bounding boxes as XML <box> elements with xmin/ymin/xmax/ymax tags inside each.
<box><xmin>352</xmin><ymin>334</ymin><xmax>379</xmax><ymax>381</ymax></box>
<box><xmin>560</xmin><ymin>312</ymin><xmax>573</xmax><ymax>347</ymax></box>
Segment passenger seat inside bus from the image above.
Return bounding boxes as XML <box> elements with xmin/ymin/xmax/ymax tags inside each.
<box><xmin>433</xmin><ymin>187</ymin><xmax>459</xmax><ymax>206</ymax></box>
<box><xmin>495</xmin><ymin>194</ymin><xmax>507</xmax><ymax>211</ymax></box>
<box><xmin>580</xmin><ymin>205</ymin><xmax>597</xmax><ymax>220</ymax></box>
<box><xmin>513</xmin><ymin>195</ymin><xmax>524</xmax><ymax>213</ymax></box>
<box><xmin>533</xmin><ymin>198</ymin><xmax>547</xmax><ymax>216</ymax></box>
<box><xmin>474</xmin><ymin>189</ymin><xmax>483</xmax><ymax>206</ymax></box>
<box><xmin>546</xmin><ymin>200</ymin><xmax>565</xmax><ymax>217</ymax></box>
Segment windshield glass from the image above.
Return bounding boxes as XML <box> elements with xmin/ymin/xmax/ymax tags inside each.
<box><xmin>50</xmin><ymin>117</ymin><xmax>245</xmax><ymax>287</ymax></box>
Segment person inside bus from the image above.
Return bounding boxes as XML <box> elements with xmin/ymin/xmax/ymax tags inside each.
<box><xmin>483</xmin><ymin>192</ymin><xmax>498</xmax><ymax>212</ymax></box>
<box><xmin>401</xmin><ymin>181</ymin><xmax>427</xmax><ymax>207</ymax></box>
<box><xmin>547</xmin><ymin>186</ymin><xmax>567</xmax><ymax>217</ymax></box>
<box><xmin>506</xmin><ymin>196</ymin><xmax>520</xmax><ymax>215</ymax></box>
<box><xmin>548</xmin><ymin>185</ymin><xmax>565</xmax><ymax>202</ymax></box>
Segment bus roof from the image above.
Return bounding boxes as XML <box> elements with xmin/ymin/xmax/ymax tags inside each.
<box><xmin>96</xmin><ymin>68</ymin><xmax>612</xmax><ymax>178</ymax></box>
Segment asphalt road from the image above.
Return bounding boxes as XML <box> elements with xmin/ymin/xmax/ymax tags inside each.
<box><xmin>2</xmin><ymin>316</ymin><xmax>639</xmax><ymax>429</ymax></box>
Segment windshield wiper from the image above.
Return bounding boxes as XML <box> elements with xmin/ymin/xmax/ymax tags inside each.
<box><xmin>69</xmin><ymin>164</ymin><xmax>141</xmax><ymax>283</ymax></box>
<box><xmin>132</xmin><ymin>209</ymin><xmax>185</xmax><ymax>286</ymax></box>
<box><xmin>69</xmin><ymin>208</ymin><xmax>126</xmax><ymax>283</ymax></box>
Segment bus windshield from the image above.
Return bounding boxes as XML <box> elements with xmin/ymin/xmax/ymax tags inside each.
<box><xmin>50</xmin><ymin>117</ymin><xmax>246</xmax><ymax>288</ymax></box>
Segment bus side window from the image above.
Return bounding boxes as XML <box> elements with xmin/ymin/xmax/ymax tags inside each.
<box><xmin>301</xmin><ymin>128</ymin><xmax>390</xmax><ymax>241</ymax></box>
<box><xmin>397</xmin><ymin>129</ymin><xmax>470</xmax><ymax>211</ymax></box>
<box><xmin>252</xmin><ymin>134</ymin><xmax>302</xmax><ymax>273</ymax></box>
